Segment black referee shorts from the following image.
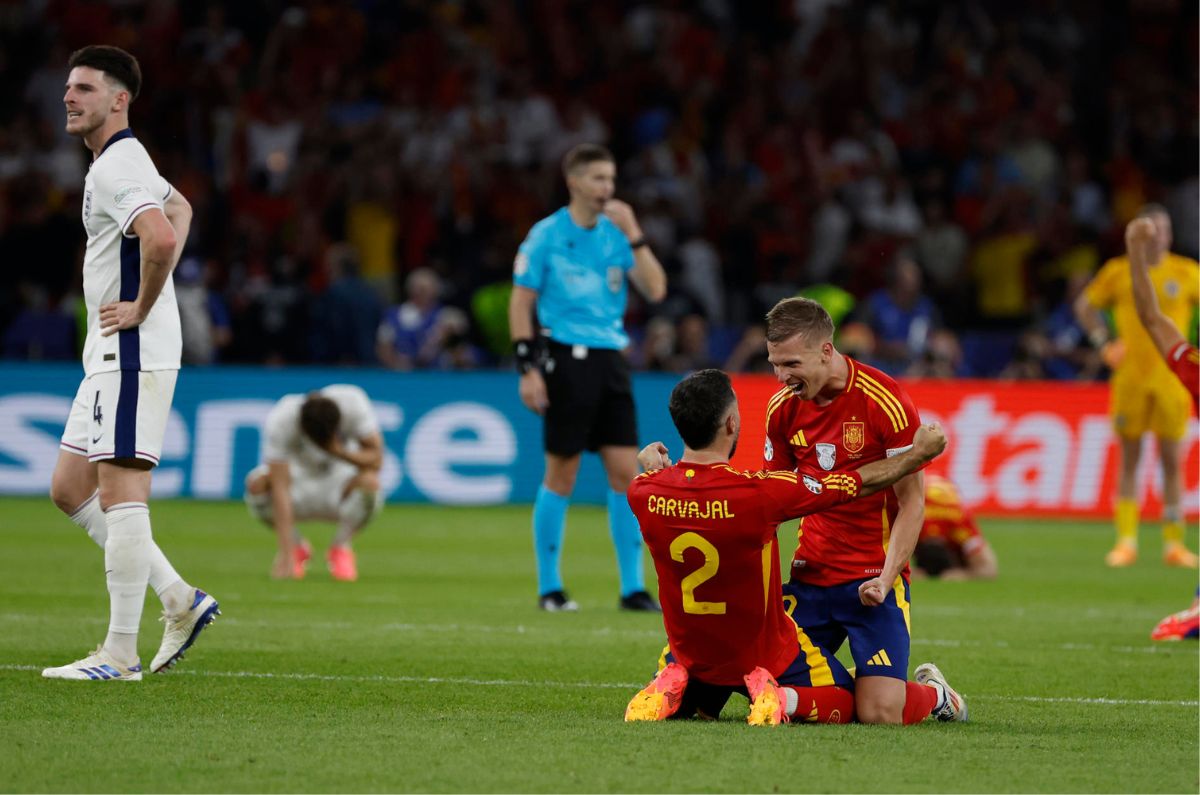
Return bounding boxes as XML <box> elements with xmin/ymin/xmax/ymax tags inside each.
<box><xmin>542</xmin><ymin>339</ymin><xmax>639</xmax><ymax>456</ymax></box>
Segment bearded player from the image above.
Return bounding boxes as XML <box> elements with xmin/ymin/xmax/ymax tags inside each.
<box><xmin>43</xmin><ymin>46</ymin><xmax>218</xmax><ymax>681</ymax></box>
<box><xmin>625</xmin><ymin>370</ymin><xmax>964</xmax><ymax>725</ymax></box>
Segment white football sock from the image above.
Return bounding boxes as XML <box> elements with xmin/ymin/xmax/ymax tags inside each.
<box><xmin>69</xmin><ymin>491</ymin><xmax>106</xmax><ymax>547</ymax></box>
<box><xmin>103</xmin><ymin>502</ymin><xmax>152</xmax><ymax>663</ymax></box>
<box><xmin>73</xmin><ymin>492</ymin><xmax>189</xmax><ymax>612</ymax></box>
<box><xmin>928</xmin><ymin>680</ymin><xmax>949</xmax><ymax>712</ymax></box>
<box><xmin>783</xmin><ymin>686</ymin><xmax>799</xmax><ymax>716</ymax></box>
<box><xmin>332</xmin><ymin>488</ymin><xmax>381</xmax><ymax>547</ymax></box>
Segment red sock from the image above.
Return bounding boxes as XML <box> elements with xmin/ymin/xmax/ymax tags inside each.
<box><xmin>784</xmin><ymin>686</ymin><xmax>856</xmax><ymax>724</ymax></box>
<box><xmin>902</xmin><ymin>681</ymin><xmax>939</xmax><ymax>725</ymax></box>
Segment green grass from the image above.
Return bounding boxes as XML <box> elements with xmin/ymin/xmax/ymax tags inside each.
<box><xmin>0</xmin><ymin>497</ymin><xmax>1197</xmax><ymax>793</ymax></box>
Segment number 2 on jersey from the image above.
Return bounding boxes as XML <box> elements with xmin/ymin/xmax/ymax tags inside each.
<box><xmin>669</xmin><ymin>532</ymin><xmax>726</xmax><ymax>615</ymax></box>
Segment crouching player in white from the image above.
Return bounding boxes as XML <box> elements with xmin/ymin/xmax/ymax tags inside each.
<box><xmin>43</xmin><ymin>46</ymin><xmax>218</xmax><ymax>682</ymax></box>
<box><xmin>245</xmin><ymin>385</ymin><xmax>384</xmax><ymax>581</ymax></box>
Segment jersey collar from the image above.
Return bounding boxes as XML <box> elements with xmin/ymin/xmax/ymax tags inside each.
<box><xmin>98</xmin><ymin>128</ymin><xmax>135</xmax><ymax>157</ymax></box>
<box><xmin>842</xmin><ymin>356</ymin><xmax>858</xmax><ymax>394</ymax></box>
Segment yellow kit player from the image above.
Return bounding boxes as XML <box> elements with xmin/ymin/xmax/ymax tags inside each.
<box><xmin>1075</xmin><ymin>204</ymin><xmax>1198</xmax><ymax>568</ymax></box>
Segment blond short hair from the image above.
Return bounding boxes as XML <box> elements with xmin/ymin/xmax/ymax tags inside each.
<box><xmin>765</xmin><ymin>297</ymin><xmax>834</xmax><ymax>345</ymax></box>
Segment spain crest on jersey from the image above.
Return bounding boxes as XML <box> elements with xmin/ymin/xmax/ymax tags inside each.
<box><xmin>842</xmin><ymin>422</ymin><xmax>865</xmax><ymax>454</ymax></box>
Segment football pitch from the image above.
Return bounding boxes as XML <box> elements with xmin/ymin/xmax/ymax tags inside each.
<box><xmin>1</xmin><ymin>496</ymin><xmax>1197</xmax><ymax>794</ymax></box>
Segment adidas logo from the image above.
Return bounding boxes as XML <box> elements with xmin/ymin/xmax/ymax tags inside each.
<box><xmin>866</xmin><ymin>649</ymin><xmax>892</xmax><ymax>667</ymax></box>
<box><xmin>790</xmin><ymin>430</ymin><xmax>808</xmax><ymax>447</ymax></box>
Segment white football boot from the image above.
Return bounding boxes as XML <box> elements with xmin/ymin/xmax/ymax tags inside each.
<box><xmin>42</xmin><ymin>646</ymin><xmax>142</xmax><ymax>681</ymax></box>
<box><xmin>151</xmin><ymin>589</ymin><xmax>220</xmax><ymax>673</ymax></box>
<box><xmin>914</xmin><ymin>662</ymin><xmax>968</xmax><ymax>722</ymax></box>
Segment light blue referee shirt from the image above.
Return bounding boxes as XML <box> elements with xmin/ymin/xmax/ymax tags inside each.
<box><xmin>514</xmin><ymin>207</ymin><xmax>635</xmax><ymax>350</ymax></box>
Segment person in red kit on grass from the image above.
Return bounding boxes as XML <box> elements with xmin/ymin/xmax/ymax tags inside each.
<box><xmin>761</xmin><ymin>297</ymin><xmax>961</xmax><ymax>724</ymax></box>
<box><xmin>913</xmin><ymin>475</ymin><xmax>999</xmax><ymax>581</ymax></box>
<box><xmin>625</xmin><ymin>369</ymin><xmax>963</xmax><ymax>725</ymax></box>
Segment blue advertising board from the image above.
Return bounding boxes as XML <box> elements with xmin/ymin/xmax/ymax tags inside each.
<box><xmin>0</xmin><ymin>364</ymin><xmax>682</xmax><ymax>504</ymax></box>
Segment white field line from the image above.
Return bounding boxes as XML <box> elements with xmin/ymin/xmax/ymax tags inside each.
<box><xmin>3</xmin><ymin>663</ymin><xmax>1195</xmax><ymax>708</ymax></box>
<box><xmin>1</xmin><ymin>612</ymin><xmax>1196</xmax><ymax>656</ymax></box>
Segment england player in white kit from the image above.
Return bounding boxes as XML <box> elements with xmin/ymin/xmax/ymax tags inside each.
<box><xmin>43</xmin><ymin>46</ymin><xmax>218</xmax><ymax>682</ymax></box>
<box><xmin>245</xmin><ymin>385</ymin><xmax>385</xmax><ymax>581</ymax></box>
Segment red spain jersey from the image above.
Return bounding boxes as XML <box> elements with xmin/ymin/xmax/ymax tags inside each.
<box><xmin>629</xmin><ymin>462</ymin><xmax>863</xmax><ymax>686</ymax></box>
<box><xmin>919</xmin><ymin>476</ymin><xmax>985</xmax><ymax>564</ymax></box>
<box><xmin>763</xmin><ymin>357</ymin><xmax>922</xmax><ymax>587</ymax></box>
<box><xmin>1167</xmin><ymin>341</ymin><xmax>1200</xmax><ymax>407</ymax></box>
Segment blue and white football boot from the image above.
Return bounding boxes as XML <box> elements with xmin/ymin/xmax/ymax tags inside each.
<box><xmin>151</xmin><ymin>589</ymin><xmax>220</xmax><ymax>673</ymax></box>
<box><xmin>42</xmin><ymin>646</ymin><xmax>142</xmax><ymax>681</ymax></box>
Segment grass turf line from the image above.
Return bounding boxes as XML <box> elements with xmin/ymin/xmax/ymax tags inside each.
<box><xmin>0</xmin><ymin>497</ymin><xmax>1196</xmax><ymax>793</ymax></box>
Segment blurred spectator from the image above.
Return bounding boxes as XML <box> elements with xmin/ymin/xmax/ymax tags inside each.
<box><xmin>3</xmin><ymin>284</ymin><xmax>75</xmax><ymax>361</ymax></box>
<box><xmin>838</xmin><ymin>321</ymin><xmax>877</xmax><ymax>363</ymax></box>
<box><xmin>377</xmin><ymin>267</ymin><xmax>473</xmax><ymax>370</ymax></box>
<box><xmin>998</xmin><ymin>331</ymin><xmax>1052</xmax><ymax>380</ymax></box>
<box><xmin>1039</xmin><ymin>273</ymin><xmax>1104</xmax><ymax>381</ymax></box>
<box><xmin>857</xmin><ymin>256</ymin><xmax>940</xmax><ymax>374</ymax></box>
<box><xmin>0</xmin><ymin>1</ymin><xmax>1194</xmax><ymax>374</ymax></box>
<box><xmin>906</xmin><ymin>328</ymin><xmax>965</xmax><ymax>379</ymax></box>
<box><xmin>970</xmin><ymin>200</ymin><xmax>1038</xmax><ymax>326</ymax></box>
<box><xmin>724</xmin><ymin>325</ymin><xmax>770</xmax><ymax>374</ymax></box>
<box><xmin>176</xmin><ymin>257</ymin><xmax>232</xmax><ymax>365</ymax></box>
<box><xmin>310</xmin><ymin>245</ymin><xmax>383</xmax><ymax>365</ymax></box>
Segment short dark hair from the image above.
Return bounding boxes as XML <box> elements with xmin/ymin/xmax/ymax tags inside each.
<box><xmin>914</xmin><ymin>538</ymin><xmax>955</xmax><ymax>577</ymax></box>
<box><xmin>299</xmin><ymin>394</ymin><xmax>341</xmax><ymax>447</ymax></box>
<box><xmin>765</xmin><ymin>297</ymin><xmax>834</xmax><ymax>345</ymax></box>
<box><xmin>562</xmin><ymin>143</ymin><xmax>614</xmax><ymax>177</ymax></box>
<box><xmin>68</xmin><ymin>45</ymin><xmax>142</xmax><ymax>100</ymax></box>
<box><xmin>668</xmin><ymin>369</ymin><xmax>735</xmax><ymax>450</ymax></box>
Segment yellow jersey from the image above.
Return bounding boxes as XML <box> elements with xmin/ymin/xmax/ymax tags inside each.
<box><xmin>1084</xmin><ymin>253</ymin><xmax>1199</xmax><ymax>387</ymax></box>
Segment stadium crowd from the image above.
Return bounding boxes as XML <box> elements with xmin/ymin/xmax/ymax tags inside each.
<box><xmin>0</xmin><ymin>0</ymin><xmax>1196</xmax><ymax>377</ymax></box>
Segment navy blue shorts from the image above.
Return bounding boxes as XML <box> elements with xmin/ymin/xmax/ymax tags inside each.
<box><xmin>781</xmin><ymin>576</ymin><xmax>912</xmax><ymax>681</ymax></box>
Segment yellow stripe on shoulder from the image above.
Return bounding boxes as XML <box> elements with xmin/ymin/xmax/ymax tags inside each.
<box><xmin>856</xmin><ymin>383</ymin><xmax>903</xmax><ymax>433</ymax></box>
<box><xmin>856</xmin><ymin>372</ymin><xmax>909</xmax><ymax>427</ymax></box>
<box><xmin>765</xmin><ymin>387</ymin><xmax>794</xmax><ymax>428</ymax></box>
<box><xmin>766</xmin><ymin>472</ymin><xmax>798</xmax><ymax>483</ymax></box>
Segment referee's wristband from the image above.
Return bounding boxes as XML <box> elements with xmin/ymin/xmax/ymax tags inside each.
<box><xmin>514</xmin><ymin>338</ymin><xmax>537</xmax><ymax>374</ymax></box>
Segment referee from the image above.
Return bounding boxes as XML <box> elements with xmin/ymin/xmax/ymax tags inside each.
<box><xmin>508</xmin><ymin>143</ymin><xmax>667</xmax><ymax>612</ymax></box>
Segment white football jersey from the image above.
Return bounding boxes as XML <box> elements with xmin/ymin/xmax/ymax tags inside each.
<box><xmin>263</xmin><ymin>384</ymin><xmax>380</xmax><ymax>474</ymax></box>
<box><xmin>81</xmin><ymin>130</ymin><xmax>180</xmax><ymax>375</ymax></box>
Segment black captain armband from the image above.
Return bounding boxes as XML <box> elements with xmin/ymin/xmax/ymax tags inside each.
<box><xmin>514</xmin><ymin>339</ymin><xmax>538</xmax><ymax>374</ymax></box>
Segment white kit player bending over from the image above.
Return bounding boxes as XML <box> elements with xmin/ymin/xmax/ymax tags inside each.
<box><xmin>245</xmin><ymin>385</ymin><xmax>385</xmax><ymax>582</ymax></box>
<box><xmin>44</xmin><ymin>46</ymin><xmax>218</xmax><ymax>682</ymax></box>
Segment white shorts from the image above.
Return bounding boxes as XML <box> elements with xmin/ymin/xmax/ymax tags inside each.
<box><xmin>60</xmin><ymin>370</ymin><xmax>177</xmax><ymax>466</ymax></box>
<box><xmin>246</xmin><ymin>461</ymin><xmax>358</xmax><ymax>522</ymax></box>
